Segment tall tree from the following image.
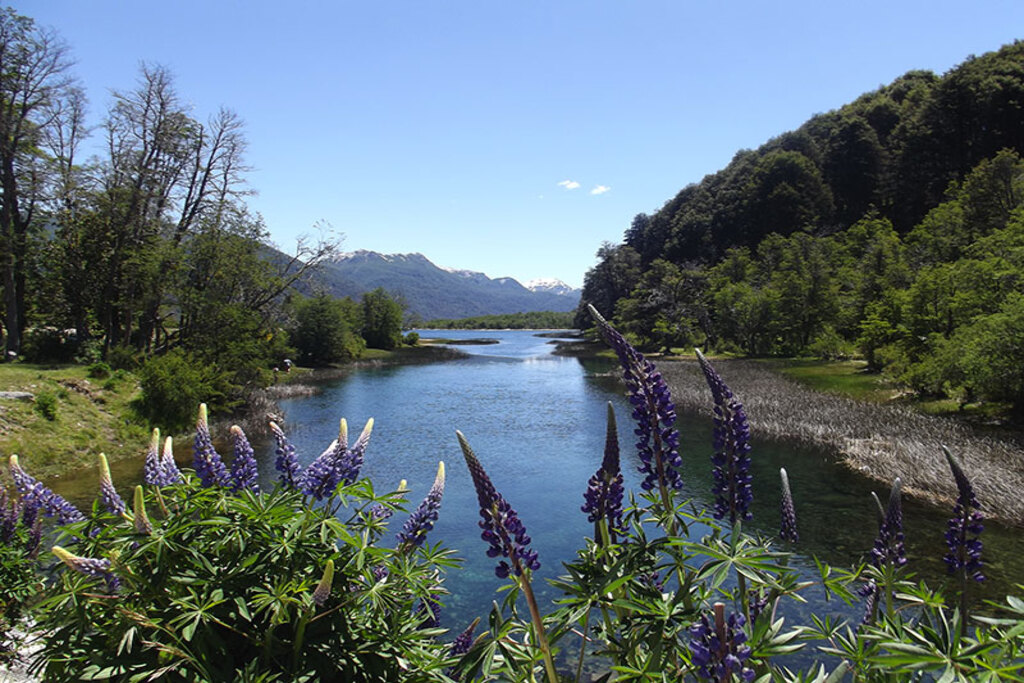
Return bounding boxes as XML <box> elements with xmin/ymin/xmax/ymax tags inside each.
<box><xmin>0</xmin><ymin>8</ymin><xmax>76</xmax><ymax>357</ymax></box>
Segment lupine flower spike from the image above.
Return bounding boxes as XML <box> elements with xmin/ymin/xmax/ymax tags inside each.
<box><xmin>942</xmin><ymin>446</ymin><xmax>984</xmax><ymax>582</ymax></box>
<box><xmin>458</xmin><ymin>430</ymin><xmax>557</xmax><ymax>682</ymax></box>
<box><xmin>298</xmin><ymin>419</ymin><xmax>348</xmax><ymax>500</ymax></box>
<box><xmin>97</xmin><ymin>453</ymin><xmax>126</xmax><ymax>516</ymax></box>
<box><xmin>696</xmin><ymin>349</ymin><xmax>753</xmax><ymax>526</ymax></box>
<box><xmin>160</xmin><ymin>436</ymin><xmax>182</xmax><ymax>485</ymax></box>
<box><xmin>269</xmin><ymin>420</ymin><xmax>301</xmax><ymax>488</ymax></box>
<box><xmin>52</xmin><ymin>545</ymin><xmax>120</xmax><ymax>593</ymax></box>
<box><xmin>687</xmin><ymin>602</ymin><xmax>755</xmax><ymax>682</ymax></box>
<box><xmin>193</xmin><ymin>404</ymin><xmax>230</xmax><ymax>488</ymax></box>
<box><xmin>397</xmin><ymin>462</ymin><xmax>445</xmax><ymax>551</ymax></box>
<box><xmin>335</xmin><ymin>418</ymin><xmax>374</xmax><ymax>486</ymax></box>
<box><xmin>143</xmin><ymin>428</ymin><xmax>162</xmax><ymax>485</ymax></box>
<box><xmin>588</xmin><ymin>305</ymin><xmax>682</xmax><ymax>522</ymax></box>
<box><xmin>312</xmin><ymin>558</ymin><xmax>335</xmax><ymax>606</ymax></box>
<box><xmin>582</xmin><ymin>402</ymin><xmax>626</xmax><ymax>543</ymax></box>
<box><xmin>229</xmin><ymin>425</ymin><xmax>260</xmax><ymax>493</ymax></box>
<box><xmin>780</xmin><ymin>467</ymin><xmax>798</xmax><ymax>543</ymax></box>
<box><xmin>9</xmin><ymin>455</ymin><xmax>85</xmax><ymax>525</ymax></box>
<box><xmin>860</xmin><ymin>477</ymin><xmax>905</xmax><ymax>622</ymax></box>
<box><xmin>131</xmin><ymin>485</ymin><xmax>153</xmax><ymax>535</ymax></box>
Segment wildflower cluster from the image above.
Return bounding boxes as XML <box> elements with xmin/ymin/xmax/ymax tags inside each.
<box><xmin>943</xmin><ymin>446</ymin><xmax>984</xmax><ymax>582</ymax></box>
<box><xmin>397</xmin><ymin>462</ymin><xmax>446</xmax><ymax>550</ymax></box>
<box><xmin>687</xmin><ymin>604</ymin><xmax>755</xmax><ymax>682</ymax></box>
<box><xmin>581</xmin><ymin>402</ymin><xmax>626</xmax><ymax>538</ymax></box>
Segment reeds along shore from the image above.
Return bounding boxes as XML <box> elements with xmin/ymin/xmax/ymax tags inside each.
<box><xmin>658</xmin><ymin>358</ymin><xmax>1024</xmax><ymax>526</ymax></box>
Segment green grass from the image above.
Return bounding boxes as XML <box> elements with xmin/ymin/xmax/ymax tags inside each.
<box><xmin>0</xmin><ymin>364</ymin><xmax>151</xmax><ymax>478</ymax></box>
<box><xmin>756</xmin><ymin>358</ymin><xmax>896</xmax><ymax>403</ymax></box>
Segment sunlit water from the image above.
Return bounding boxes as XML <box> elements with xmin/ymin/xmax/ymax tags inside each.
<box><xmin>49</xmin><ymin>330</ymin><xmax>1024</xmax><ymax>648</ymax></box>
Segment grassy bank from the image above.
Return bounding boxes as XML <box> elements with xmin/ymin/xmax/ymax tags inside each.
<box><xmin>0</xmin><ymin>364</ymin><xmax>150</xmax><ymax>479</ymax></box>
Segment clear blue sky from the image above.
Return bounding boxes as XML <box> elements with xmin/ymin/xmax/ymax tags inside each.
<box><xmin>13</xmin><ymin>1</ymin><xmax>1024</xmax><ymax>288</ymax></box>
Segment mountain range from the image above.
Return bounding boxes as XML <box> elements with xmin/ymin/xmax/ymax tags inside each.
<box><xmin>308</xmin><ymin>250</ymin><xmax>580</xmax><ymax>320</ymax></box>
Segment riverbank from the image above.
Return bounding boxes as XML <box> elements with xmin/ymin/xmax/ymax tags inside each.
<box><xmin>657</xmin><ymin>358</ymin><xmax>1024</xmax><ymax>526</ymax></box>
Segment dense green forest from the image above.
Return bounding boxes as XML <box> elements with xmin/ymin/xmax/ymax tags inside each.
<box><xmin>422</xmin><ymin>310</ymin><xmax>575</xmax><ymax>329</ymax></box>
<box><xmin>0</xmin><ymin>8</ymin><xmax>408</xmax><ymax>423</ymax></box>
<box><xmin>577</xmin><ymin>41</ymin><xmax>1024</xmax><ymax>414</ymax></box>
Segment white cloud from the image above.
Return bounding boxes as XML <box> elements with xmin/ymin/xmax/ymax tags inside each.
<box><xmin>557</xmin><ymin>180</ymin><xmax>581</xmax><ymax>190</ymax></box>
<box><xmin>590</xmin><ymin>185</ymin><xmax>611</xmax><ymax>195</ymax></box>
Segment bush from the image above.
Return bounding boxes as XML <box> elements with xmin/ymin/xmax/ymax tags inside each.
<box><xmin>403</xmin><ymin>331</ymin><xmax>420</xmax><ymax>346</ymax></box>
<box><xmin>33</xmin><ymin>392</ymin><xmax>58</xmax><ymax>421</ymax></box>
<box><xmin>86</xmin><ymin>361</ymin><xmax>111</xmax><ymax>379</ymax></box>
<box><xmin>20</xmin><ymin>327</ymin><xmax>76</xmax><ymax>364</ymax></box>
<box><xmin>133</xmin><ymin>351</ymin><xmax>231</xmax><ymax>432</ymax></box>
<box><xmin>105</xmin><ymin>345</ymin><xmax>138</xmax><ymax>371</ymax></box>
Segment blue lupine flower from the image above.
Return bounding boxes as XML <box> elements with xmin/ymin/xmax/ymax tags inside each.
<box><xmin>159</xmin><ymin>436</ymin><xmax>182</xmax><ymax>485</ymax></box>
<box><xmin>417</xmin><ymin>594</ymin><xmax>442</xmax><ymax>629</ymax></box>
<box><xmin>229</xmin><ymin>425</ymin><xmax>260</xmax><ymax>493</ymax></box>
<box><xmin>334</xmin><ymin>418</ymin><xmax>374</xmax><ymax>486</ymax></box>
<box><xmin>397</xmin><ymin>463</ymin><xmax>445</xmax><ymax>550</ymax></box>
<box><xmin>52</xmin><ymin>545</ymin><xmax>120</xmax><ymax>593</ymax></box>
<box><xmin>298</xmin><ymin>419</ymin><xmax>348</xmax><ymax>500</ymax></box>
<box><xmin>450</xmin><ymin>617</ymin><xmax>480</xmax><ymax>657</ymax></box>
<box><xmin>97</xmin><ymin>453</ymin><xmax>126</xmax><ymax>516</ymax></box>
<box><xmin>458</xmin><ymin>431</ymin><xmax>539</xmax><ymax>579</ymax></box>
<box><xmin>869</xmin><ymin>478</ymin><xmax>906</xmax><ymax>569</ymax></box>
<box><xmin>780</xmin><ymin>467</ymin><xmax>798</xmax><ymax>542</ymax></box>
<box><xmin>9</xmin><ymin>455</ymin><xmax>85</xmax><ymax>525</ymax></box>
<box><xmin>697</xmin><ymin>350</ymin><xmax>753</xmax><ymax>525</ymax></box>
<box><xmin>942</xmin><ymin>446</ymin><xmax>984</xmax><ymax>582</ymax></box>
<box><xmin>193</xmin><ymin>404</ymin><xmax>230</xmax><ymax>488</ymax></box>
<box><xmin>269</xmin><ymin>420</ymin><xmax>301</xmax><ymax>488</ymax></box>
<box><xmin>687</xmin><ymin>603</ymin><xmax>755</xmax><ymax>682</ymax></box>
<box><xmin>588</xmin><ymin>305</ymin><xmax>682</xmax><ymax>494</ymax></box>
<box><xmin>143</xmin><ymin>428</ymin><xmax>163</xmax><ymax>486</ymax></box>
<box><xmin>582</xmin><ymin>402</ymin><xmax>626</xmax><ymax>538</ymax></box>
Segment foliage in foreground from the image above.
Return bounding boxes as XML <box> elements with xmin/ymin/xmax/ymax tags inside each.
<box><xmin>1</xmin><ymin>312</ymin><xmax>1023</xmax><ymax>681</ymax></box>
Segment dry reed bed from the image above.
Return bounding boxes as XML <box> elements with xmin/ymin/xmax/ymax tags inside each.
<box><xmin>658</xmin><ymin>359</ymin><xmax>1024</xmax><ymax>526</ymax></box>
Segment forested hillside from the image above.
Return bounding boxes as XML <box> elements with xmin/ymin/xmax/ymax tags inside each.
<box><xmin>578</xmin><ymin>41</ymin><xmax>1024</xmax><ymax>413</ymax></box>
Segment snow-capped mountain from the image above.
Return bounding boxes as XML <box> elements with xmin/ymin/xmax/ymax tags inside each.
<box><xmin>313</xmin><ymin>251</ymin><xmax>580</xmax><ymax>320</ymax></box>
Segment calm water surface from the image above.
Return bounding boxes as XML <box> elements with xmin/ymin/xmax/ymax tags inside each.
<box><xmin>50</xmin><ymin>329</ymin><xmax>1024</xmax><ymax>635</ymax></box>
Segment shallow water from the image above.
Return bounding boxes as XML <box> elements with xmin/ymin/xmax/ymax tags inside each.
<box><xmin>48</xmin><ymin>330</ymin><xmax>1024</xmax><ymax>637</ymax></box>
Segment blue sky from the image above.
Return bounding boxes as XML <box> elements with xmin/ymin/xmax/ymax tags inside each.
<box><xmin>14</xmin><ymin>1</ymin><xmax>1024</xmax><ymax>288</ymax></box>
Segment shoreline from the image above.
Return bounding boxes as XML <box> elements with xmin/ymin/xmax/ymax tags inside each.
<box><xmin>655</xmin><ymin>358</ymin><xmax>1024</xmax><ymax>526</ymax></box>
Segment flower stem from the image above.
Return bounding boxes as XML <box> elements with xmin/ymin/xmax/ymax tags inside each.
<box><xmin>518</xmin><ymin>571</ymin><xmax>559</xmax><ymax>683</ymax></box>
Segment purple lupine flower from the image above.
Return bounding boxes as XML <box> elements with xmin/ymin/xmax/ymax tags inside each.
<box><xmin>97</xmin><ymin>453</ymin><xmax>126</xmax><ymax>516</ymax></box>
<box><xmin>159</xmin><ymin>436</ymin><xmax>182</xmax><ymax>485</ymax></box>
<box><xmin>450</xmin><ymin>617</ymin><xmax>480</xmax><ymax>657</ymax></box>
<box><xmin>193</xmin><ymin>404</ymin><xmax>230</xmax><ymax>488</ymax></box>
<box><xmin>143</xmin><ymin>428</ymin><xmax>163</xmax><ymax>486</ymax></box>
<box><xmin>588</xmin><ymin>305</ymin><xmax>683</xmax><ymax>494</ymax></box>
<box><xmin>458</xmin><ymin>431</ymin><xmax>540</xmax><ymax>579</ymax></box>
<box><xmin>942</xmin><ymin>446</ymin><xmax>984</xmax><ymax>582</ymax></box>
<box><xmin>748</xmin><ymin>589</ymin><xmax>770</xmax><ymax>623</ymax></box>
<box><xmin>313</xmin><ymin>559</ymin><xmax>335</xmax><ymax>606</ymax></box>
<box><xmin>24</xmin><ymin>513</ymin><xmax>41</xmax><ymax>559</ymax></box>
<box><xmin>369</xmin><ymin>481</ymin><xmax>406</xmax><ymax>521</ymax></box>
<box><xmin>334</xmin><ymin>418</ymin><xmax>374</xmax><ymax>486</ymax></box>
<box><xmin>52</xmin><ymin>545</ymin><xmax>120</xmax><ymax>593</ymax></box>
<box><xmin>269</xmin><ymin>420</ymin><xmax>301</xmax><ymax>488</ymax></box>
<box><xmin>229</xmin><ymin>426</ymin><xmax>260</xmax><ymax>493</ymax></box>
<box><xmin>417</xmin><ymin>593</ymin><xmax>442</xmax><ymax>629</ymax></box>
<box><xmin>780</xmin><ymin>467</ymin><xmax>798</xmax><ymax>543</ymax></box>
<box><xmin>371</xmin><ymin>564</ymin><xmax>390</xmax><ymax>583</ymax></box>
<box><xmin>869</xmin><ymin>478</ymin><xmax>906</xmax><ymax>569</ymax></box>
<box><xmin>687</xmin><ymin>603</ymin><xmax>755</xmax><ymax>682</ymax></box>
<box><xmin>582</xmin><ymin>402</ymin><xmax>626</xmax><ymax>539</ymax></box>
<box><xmin>9</xmin><ymin>455</ymin><xmax>85</xmax><ymax>525</ymax></box>
<box><xmin>696</xmin><ymin>350</ymin><xmax>753</xmax><ymax>525</ymax></box>
<box><xmin>397</xmin><ymin>462</ymin><xmax>445</xmax><ymax>550</ymax></box>
<box><xmin>298</xmin><ymin>419</ymin><xmax>348</xmax><ymax>500</ymax></box>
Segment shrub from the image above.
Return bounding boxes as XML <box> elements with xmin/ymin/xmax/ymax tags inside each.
<box><xmin>105</xmin><ymin>344</ymin><xmax>138</xmax><ymax>371</ymax></box>
<box><xmin>403</xmin><ymin>331</ymin><xmax>420</xmax><ymax>346</ymax></box>
<box><xmin>86</xmin><ymin>361</ymin><xmax>112</xmax><ymax>379</ymax></box>
<box><xmin>133</xmin><ymin>350</ymin><xmax>231</xmax><ymax>432</ymax></box>
<box><xmin>33</xmin><ymin>392</ymin><xmax>58</xmax><ymax>421</ymax></box>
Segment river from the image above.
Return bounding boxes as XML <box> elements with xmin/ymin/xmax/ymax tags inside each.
<box><xmin>49</xmin><ymin>329</ymin><xmax>1024</xmax><ymax>635</ymax></box>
